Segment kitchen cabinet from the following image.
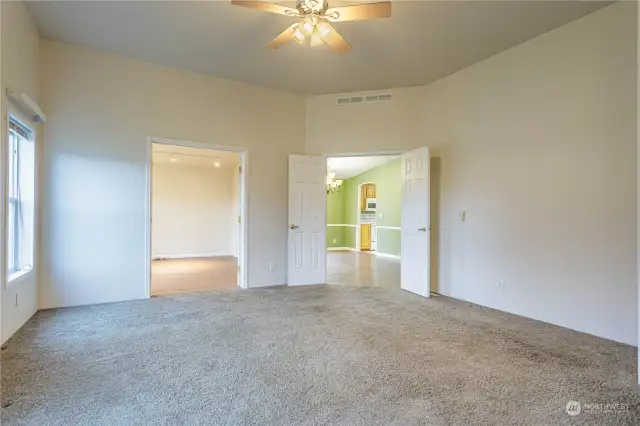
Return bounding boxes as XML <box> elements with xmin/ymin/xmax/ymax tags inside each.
<box><xmin>361</xmin><ymin>184</ymin><xmax>376</xmax><ymax>211</ymax></box>
<box><xmin>365</xmin><ymin>184</ymin><xmax>376</xmax><ymax>198</ymax></box>
<box><xmin>360</xmin><ymin>224</ymin><xmax>371</xmax><ymax>250</ymax></box>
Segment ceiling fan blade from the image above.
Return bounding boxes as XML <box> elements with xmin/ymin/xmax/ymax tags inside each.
<box><xmin>266</xmin><ymin>24</ymin><xmax>298</xmax><ymax>49</ymax></box>
<box><xmin>231</xmin><ymin>1</ymin><xmax>298</xmax><ymax>16</ymax></box>
<box><xmin>319</xmin><ymin>23</ymin><xmax>351</xmax><ymax>53</ymax></box>
<box><xmin>325</xmin><ymin>2</ymin><xmax>391</xmax><ymax>22</ymax></box>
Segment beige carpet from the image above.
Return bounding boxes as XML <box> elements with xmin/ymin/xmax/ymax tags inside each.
<box><xmin>151</xmin><ymin>256</ymin><xmax>238</xmax><ymax>295</ymax></box>
<box><xmin>2</xmin><ymin>286</ymin><xmax>639</xmax><ymax>425</ymax></box>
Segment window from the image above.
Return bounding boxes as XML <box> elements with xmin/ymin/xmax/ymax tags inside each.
<box><xmin>7</xmin><ymin>116</ymin><xmax>35</xmax><ymax>280</ymax></box>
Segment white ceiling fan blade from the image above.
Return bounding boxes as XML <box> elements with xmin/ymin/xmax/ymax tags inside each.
<box><xmin>231</xmin><ymin>1</ymin><xmax>298</xmax><ymax>17</ymax></box>
<box><xmin>266</xmin><ymin>24</ymin><xmax>298</xmax><ymax>49</ymax></box>
<box><xmin>325</xmin><ymin>2</ymin><xmax>391</xmax><ymax>22</ymax></box>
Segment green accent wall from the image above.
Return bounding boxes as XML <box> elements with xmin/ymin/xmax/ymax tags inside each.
<box><xmin>326</xmin><ymin>187</ymin><xmax>346</xmax><ymax>247</ymax></box>
<box><xmin>326</xmin><ymin>158</ymin><xmax>402</xmax><ymax>255</ymax></box>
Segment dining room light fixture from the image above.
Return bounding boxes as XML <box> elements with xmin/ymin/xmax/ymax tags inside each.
<box><xmin>326</xmin><ymin>172</ymin><xmax>343</xmax><ymax>194</ymax></box>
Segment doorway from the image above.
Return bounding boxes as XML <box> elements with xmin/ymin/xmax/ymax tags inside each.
<box><xmin>324</xmin><ymin>155</ymin><xmax>402</xmax><ymax>289</ymax></box>
<box><xmin>146</xmin><ymin>137</ymin><xmax>248</xmax><ymax>296</ymax></box>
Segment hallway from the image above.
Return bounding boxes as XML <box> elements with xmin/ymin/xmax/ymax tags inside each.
<box><xmin>151</xmin><ymin>256</ymin><xmax>238</xmax><ymax>295</ymax></box>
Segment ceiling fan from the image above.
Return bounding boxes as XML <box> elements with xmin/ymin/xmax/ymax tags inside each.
<box><xmin>230</xmin><ymin>0</ymin><xmax>392</xmax><ymax>53</ymax></box>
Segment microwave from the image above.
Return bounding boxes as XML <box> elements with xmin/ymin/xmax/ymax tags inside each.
<box><xmin>364</xmin><ymin>198</ymin><xmax>377</xmax><ymax>212</ymax></box>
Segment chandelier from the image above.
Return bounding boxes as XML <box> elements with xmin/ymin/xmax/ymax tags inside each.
<box><xmin>326</xmin><ymin>172</ymin><xmax>343</xmax><ymax>194</ymax></box>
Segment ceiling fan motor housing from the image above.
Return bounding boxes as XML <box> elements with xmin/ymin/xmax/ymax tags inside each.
<box><xmin>297</xmin><ymin>0</ymin><xmax>329</xmax><ymax>16</ymax></box>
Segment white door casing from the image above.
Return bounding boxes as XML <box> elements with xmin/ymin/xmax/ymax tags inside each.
<box><xmin>401</xmin><ymin>147</ymin><xmax>431</xmax><ymax>297</ymax></box>
<box><xmin>288</xmin><ymin>155</ymin><xmax>326</xmax><ymax>286</ymax></box>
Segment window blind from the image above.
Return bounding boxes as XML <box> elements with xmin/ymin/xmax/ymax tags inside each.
<box><xmin>9</xmin><ymin>118</ymin><xmax>32</xmax><ymax>139</ymax></box>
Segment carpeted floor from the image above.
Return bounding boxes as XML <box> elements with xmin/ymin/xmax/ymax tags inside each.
<box><xmin>2</xmin><ymin>286</ymin><xmax>639</xmax><ymax>425</ymax></box>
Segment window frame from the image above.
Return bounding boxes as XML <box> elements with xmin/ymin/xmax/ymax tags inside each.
<box><xmin>6</xmin><ymin>114</ymin><xmax>35</xmax><ymax>284</ymax></box>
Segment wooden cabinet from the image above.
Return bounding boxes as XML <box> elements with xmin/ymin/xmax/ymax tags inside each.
<box><xmin>360</xmin><ymin>224</ymin><xmax>371</xmax><ymax>250</ymax></box>
<box><xmin>361</xmin><ymin>184</ymin><xmax>376</xmax><ymax>211</ymax></box>
<box><xmin>365</xmin><ymin>184</ymin><xmax>376</xmax><ymax>198</ymax></box>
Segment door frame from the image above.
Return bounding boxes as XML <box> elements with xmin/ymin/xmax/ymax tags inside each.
<box><xmin>355</xmin><ymin>181</ymin><xmax>375</xmax><ymax>251</ymax></box>
<box><xmin>323</xmin><ymin>150</ymin><xmax>404</xmax><ymax>269</ymax></box>
<box><xmin>144</xmin><ymin>136</ymin><xmax>249</xmax><ymax>296</ymax></box>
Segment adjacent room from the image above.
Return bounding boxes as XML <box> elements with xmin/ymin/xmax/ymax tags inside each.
<box><xmin>150</xmin><ymin>142</ymin><xmax>241</xmax><ymax>296</ymax></box>
<box><xmin>325</xmin><ymin>155</ymin><xmax>401</xmax><ymax>289</ymax></box>
<box><xmin>2</xmin><ymin>1</ymin><xmax>639</xmax><ymax>424</ymax></box>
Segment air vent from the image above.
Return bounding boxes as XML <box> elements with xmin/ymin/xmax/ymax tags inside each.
<box><xmin>336</xmin><ymin>93</ymin><xmax>392</xmax><ymax>105</ymax></box>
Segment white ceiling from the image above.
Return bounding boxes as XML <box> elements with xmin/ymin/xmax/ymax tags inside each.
<box><xmin>25</xmin><ymin>1</ymin><xmax>610</xmax><ymax>95</ymax></box>
<box><xmin>327</xmin><ymin>155</ymin><xmax>398</xmax><ymax>179</ymax></box>
<box><xmin>152</xmin><ymin>143</ymin><xmax>239</xmax><ymax>169</ymax></box>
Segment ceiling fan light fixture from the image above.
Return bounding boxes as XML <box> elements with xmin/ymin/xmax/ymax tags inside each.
<box><xmin>292</xmin><ymin>24</ymin><xmax>307</xmax><ymax>44</ymax></box>
<box><xmin>231</xmin><ymin>1</ymin><xmax>392</xmax><ymax>53</ymax></box>
<box><xmin>316</xmin><ymin>21</ymin><xmax>331</xmax><ymax>38</ymax></box>
<box><xmin>300</xmin><ymin>15</ymin><xmax>317</xmax><ymax>36</ymax></box>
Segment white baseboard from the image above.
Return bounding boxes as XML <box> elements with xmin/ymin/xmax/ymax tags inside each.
<box><xmin>373</xmin><ymin>252</ymin><xmax>401</xmax><ymax>260</ymax></box>
<box><xmin>153</xmin><ymin>252</ymin><xmax>236</xmax><ymax>260</ymax></box>
<box><xmin>328</xmin><ymin>247</ymin><xmax>400</xmax><ymax>259</ymax></box>
<box><xmin>359</xmin><ymin>250</ymin><xmax>401</xmax><ymax>260</ymax></box>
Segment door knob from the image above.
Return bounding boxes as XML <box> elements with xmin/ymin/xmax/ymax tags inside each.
<box><xmin>289</xmin><ymin>224</ymin><xmax>299</xmax><ymax>229</ymax></box>
<box><xmin>418</xmin><ymin>227</ymin><xmax>427</xmax><ymax>232</ymax></box>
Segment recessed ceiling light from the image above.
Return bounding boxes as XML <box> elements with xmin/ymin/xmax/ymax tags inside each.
<box><xmin>169</xmin><ymin>157</ymin><xmax>178</xmax><ymax>162</ymax></box>
<box><xmin>213</xmin><ymin>162</ymin><xmax>221</xmax><ymax>168</ymax></box>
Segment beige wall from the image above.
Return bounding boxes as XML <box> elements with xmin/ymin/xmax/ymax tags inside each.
<box><xmin>1</xmin><ymin>1</ymin><xmax>40</xmax><ymax>344</ymax></box>
<box><xmin>39</xmin><ymin>40</ymin><xmax>305</xmax><ymax>309</ymax></box>
<box><xmin>306</xmin><ymin>86</ymin><xmax>423</xmax><ymax>155</ymax></box>
<box><xmin>308</xmin><ymin>3</ymin><xmax>638</xmax><ymax>345</ymax></box>
<box><xmin>152</xmin><ymin>161</ymin><xmax>238</xmax><ymax>258</ymax></box>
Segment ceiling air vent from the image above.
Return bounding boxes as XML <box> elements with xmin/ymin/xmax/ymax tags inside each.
<box><xmin>336</xmin><ymin>93</ymin><xmax>392</xmax><ymax>105</ymax></box>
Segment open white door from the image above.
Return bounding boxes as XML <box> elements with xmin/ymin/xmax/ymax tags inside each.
<box><xmin>288</xmin><ymin>155</ymin><xmax>326</xmax><ymax>286</ymax></box>
<box><xmin>401</xmin><ymin>147</ymin><xmax>430</xmax><ymax>297</ymax></box>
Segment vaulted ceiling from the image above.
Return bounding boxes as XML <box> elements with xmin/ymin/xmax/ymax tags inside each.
<box><xmin>26</xmin><ymin>1</ymin><xmax>610</xmax><ymax>94</ymax></box>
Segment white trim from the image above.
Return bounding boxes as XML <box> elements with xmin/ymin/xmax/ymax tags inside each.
<box><xmin>376</xmin><ymin>225</ymin><xmax>401</xmax><ymax>230</ymax></box>
<box><xmin>7</xmin><ymin>268</ymin><xmax>33</xmax><ymax>287</ymax></box>
<box><xmin>327</xmin><ymin>247</ymin><xmax>353</xmax><ymax>251</ymax></box>
<box><xmin>358</xmin><ymin>250</ymin><xmax>401</xmax><ymax>260</ymax></box>
<box><xmin>322</xmin><ymin>150</ymin><xmax>405</xmax><ymax>158</ymax></box>
<box><xmin>6</xmin><ymin>90</ymin><xmax>46</xmax><ymax>123</ymax></box>
<box><xmin>153</xmin><ymin>253</ymin><xmax>236</xmax><ymax>260</ymax></box>
<box><xmin>373</xmin><ymin>252</ymin><xmax>401</xmax><ymax>260</ymax></box>
<box><xmin>326</xmin><ymin>223</ymin><xmax>358</xmax><ymax>227</ymax></box>
<box><xmin>145</xmin><ymin>136</ymin><xmax>249</xmax><ymax>294</ymax></box>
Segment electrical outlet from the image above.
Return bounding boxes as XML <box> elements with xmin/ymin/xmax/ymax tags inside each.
<box><xmin>332</xmin><ymin>238</ymin><xmax>337</xmax><ymax>244</ymax></box>
<box><xmin>460</xmin><ymin>210</ymin><xmax>467</xmax><ymax>222</ymax></box>
<box><xmin>269</xmin><ymin>262</ymin><xmax>276</xmax><ymax>272</ymax></box>
<box><xmin>498</xmin><ymin>281</ymin><xmax>505</xmax><ymax>292</ymax></box>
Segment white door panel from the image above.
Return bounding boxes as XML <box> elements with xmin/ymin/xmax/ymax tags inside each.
<box><xmin>288</xmin><ymin>155</ymin><xmax>326</xmax><ymax>286</ymax></box>
<box><xmin>401</xmin><ymin>147</ymin><xmax>430</xmax><ymax>297</ymax></box>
